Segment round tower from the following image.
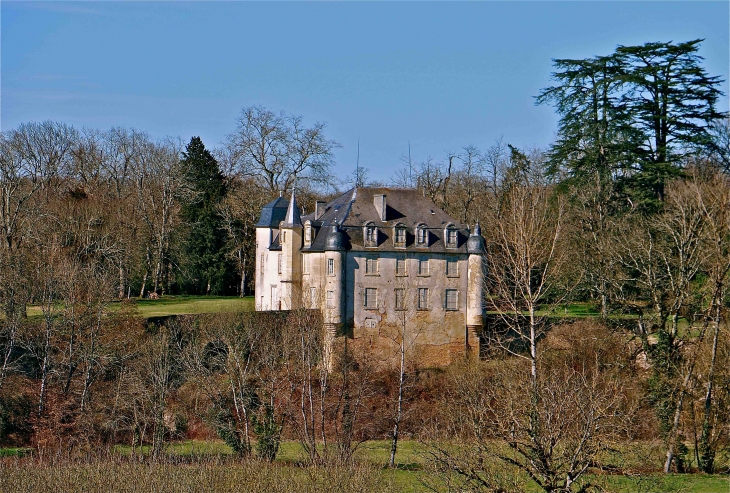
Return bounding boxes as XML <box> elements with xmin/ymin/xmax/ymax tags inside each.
<box><xmin>323</xmin><ymin>224</ymin><xmax>347</xmax><ymax>370</ymax></box>
<box><xmin>466</xmin><ymin>221</ymin><xmax>486</xmax><ymax>357</ymax></box>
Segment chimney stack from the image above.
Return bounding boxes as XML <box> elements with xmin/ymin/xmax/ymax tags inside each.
<box><xmin>315</xmin><ymin>201</ymin><xmax>327</xmax><ymax>220</ymax></box>
<box><xmin>374</xmin><ymin>194</ymin><xmax>387</xmax><ymax>221</ymax></box>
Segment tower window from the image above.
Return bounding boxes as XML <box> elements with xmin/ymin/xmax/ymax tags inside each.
<box><xmin>278</xmin><ymin>254</ymin><xmax>282</xmax><ymax>274</ymax></box>
<box><xmin>327</xmin><ymin>258</ymin><xmax>335</xmax><ymax>276</ymax></box>
<box><xmin>326</xmin><ymin>290</ymin><xmax>334</xmax><ymax>308</ymax></box>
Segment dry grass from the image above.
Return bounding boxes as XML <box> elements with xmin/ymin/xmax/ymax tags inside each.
<box><xmin>23</xmin><ymin>296</ymin><xmax>255</xmax><ymax>319</ymax></box>
<box><xmin>0</xmin><ymin>455</ymin><xmax>390</xmax><ymax>493</ymax></box>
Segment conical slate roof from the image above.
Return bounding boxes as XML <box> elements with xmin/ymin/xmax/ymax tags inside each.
<box><xmin>280</xmin><ymin>191</ymin><xmax>302</xmax><ymax>228</ymax></box>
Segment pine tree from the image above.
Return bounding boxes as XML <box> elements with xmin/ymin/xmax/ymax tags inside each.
<box><xmin>178</xmin><ymin>137</ymin><xmax>234</xmax><ymax>294</ymax></box>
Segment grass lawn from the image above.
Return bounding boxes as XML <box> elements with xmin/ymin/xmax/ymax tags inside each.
<box><xmin>24</xmin><ymin>295</ymin><xmax>255</xmax><ymax>319</ymax></box>
<box><xmin>105</xmin><ymin>440</ymin><xmax>730</xmax><ymax>493</ymax></box>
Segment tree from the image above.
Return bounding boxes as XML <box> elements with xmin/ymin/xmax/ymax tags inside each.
<box><xmin>224</xmin><ymin>106</ymin><xmax>339</xmax><ymax>194</ymax></box>
<box><xmin>538</xmin><ymin>40</ymin><xmax>726</xmax><ymax>209</ymax></box>
<box><xmin>178</xmin><ymin>137</ymin><xmax>233</xmax><ymax>295</ymax></box>
<box><xmin>427</xmin><ymin>322</ymin><xmax>634</xmax><ymax>493</ymax></box>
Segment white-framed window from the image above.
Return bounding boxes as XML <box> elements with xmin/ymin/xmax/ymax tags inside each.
<box><xmin>394</xmin><ymin>225</ymin><xmax>406</xmax><ymax>247</ymax></box>
<box><xmin>417</xmin><ymin>288</ymin><xmax>429</xmax><ymax>310</ymax></box>
<box><xmin>416</xmin><ymin>224</ymin><xmax>427</xmax><ymax>245</ymax></box>
<box><xmin>303</xmin><ymin>255</ymin><xmax>310</xmax><ymax>274</ymax></box>
<box><xmin>418</xmin><ymin>257</ymin><xmax>429</xmax><ymax>276</ymax></box>
<box><xmin>395</xmin><ymin>288</ymin><xmax>405</xmax><ymax>310</ymax></box>
<box><xmin>277</xmin><ymin>254</ymin><xmax>282</xmax><ymax>274</ymax></box>
<box><xmin>310</xmin><ymin>287</ymin><xmax>317</xmax><ymax>307</ymax></box>
<box><xmin>365</xmin><ymin>255</ymin><xmax>379</xmax><ymax>275</ymax></box>
<box><xmin>446</xmin><ymin>258</ymin><xmax>458</xmax><ymax>277</ymax></box>
<box><xmin>395</xmin><ymin>256</ymin><xmax>407</xmax><ymax>276</ymax></box>
<box><xmin>364</xmin><ymin>223</ymin><xmax>378</xmax><ymax>247</ymax></box>
<box><xmin>445</xmin><ymin>289</ymin><xmax>459</xmax><ymax>310</ymax></box>
<box><xmin>304</xmin><ymin>223</ymin><xmax>312</xmax><ymax>245</ymax></box>
<box><xmin>326</xmin><ymin>290</ymin><xmax>334</xmax><ymax>308</ymax></box>
<box><xmin>364</xmin><ymin>288</ymin><xmax>377</xmax><ymax>309</ymax></box>
<box><xmin>445</xmin><ymin>225</ymin><xmax>457</xmax><ymax>248</ymax></box>
<box><xmin>327</xmin><ymin>258</ymin><xmax>335</xmax><ymax>276</ymax></box>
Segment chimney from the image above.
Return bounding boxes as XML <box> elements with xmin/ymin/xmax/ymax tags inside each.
<box><xmin>374</xmin><ymin>194</ymin><xmax>387</xmax><ymax>221</ymax></box>
<box><xmin>315</xmin><ymin>201</ymin><xmax>327</xmax><ymax>220</ymax></box>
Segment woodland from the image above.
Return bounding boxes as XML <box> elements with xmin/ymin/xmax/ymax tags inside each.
<box><xmin>1</xmin><ymin>39</ymin><xmax>730</xmax><ymax>492</ymax></box>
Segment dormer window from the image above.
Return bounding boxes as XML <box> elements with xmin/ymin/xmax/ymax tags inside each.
<box><xmin>304</xmin><ymin>221</ymin><xmax>312</xmax><ymax>246</ymax></box>
<box><xmin>445</xmin><ymin>224</ymin><xmax>458</xmax><ymax>248</ymax></box>
<box><xmin>394</xmin><ymin>224</ymin><xmax>406</xmax><ymax>248</ymax></box>
<box><xmin>364</xmin><ymin>222</ymin><xmax>377</xmax><ymax>248</ymax></box>
<box><xmin>416</xmin><ymin>224</ymin><xmax>427</xmax><ymax>246</ymax></box>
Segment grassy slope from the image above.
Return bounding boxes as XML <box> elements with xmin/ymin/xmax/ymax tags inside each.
<box><xmin>24</xmin><ymin>295</ymin><xmax>255</xmax><ymax>319</ymax></box>
<box><xmin>107</xmin><ymin>440</ymin><xmax>730</xmax><ymax>493</ymax></box>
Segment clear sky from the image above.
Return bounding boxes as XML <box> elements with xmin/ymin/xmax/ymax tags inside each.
<box><xmin>2</xmin><ymin>1</ymin><xmax>728</xmax><ymax>183</ymax></box>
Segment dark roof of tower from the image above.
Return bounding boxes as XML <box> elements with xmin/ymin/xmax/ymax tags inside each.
<box><xmin>281</xmin><ymin>191</ymin><xmax>302</xmax><ymax>228</ymax></box>
<box><xmin>467</xmin><ymin>221</ymin><xmax>486</xmax><ymax>254</ymax></box>
<box><xmin>256</xmin><ymin>196</ymin><xmax>290</xmax><ymax>228</ymax></box>
<box><xmin>301</xmin><ymin>187</ymin><xmax>471</xmax><ymax>253</ymax></box>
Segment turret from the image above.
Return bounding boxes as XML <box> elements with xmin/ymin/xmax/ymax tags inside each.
<box><xmin>323</xmin><ymin>224</ymin><xmax>347</xmax><ymax>370</ymax></box>
<box><xmin>279</xmin><ymin>192</ymin><xmax>303</xmax><ymax>310</ymax></box>
<box><xmin>466</xmin><ymin>221</ymin><xmax>486</xmax><ymax>356</ymax></box>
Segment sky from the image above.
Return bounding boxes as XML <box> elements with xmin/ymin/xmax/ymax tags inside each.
<box><xmin>2</xmin><ymin>1</ymin><xmax>728</xmax><ymax>183</ymax></box>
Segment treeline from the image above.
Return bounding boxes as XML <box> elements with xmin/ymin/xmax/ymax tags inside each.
<box><xmin>1</xmin><ymin>39</ymin><xmax>729</xmax><ymax>485</ymax></box>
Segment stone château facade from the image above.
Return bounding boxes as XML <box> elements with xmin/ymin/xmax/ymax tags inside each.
<box><xmin>255</xmin><ymin>187</ymin><xmax>485</xmax><ymax>367</ymax></box>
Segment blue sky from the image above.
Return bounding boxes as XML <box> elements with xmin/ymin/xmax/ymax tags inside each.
<box><xmin>2</xmin><ymin>1</ymin><xmax>728</xmax><ymax>183</ymax></box>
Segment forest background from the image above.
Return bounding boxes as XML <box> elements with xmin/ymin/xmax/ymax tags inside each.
<box><xmin>1</xmin><ymin>39</ymin><xmax>730</xmax><ymax>492</ymax></box>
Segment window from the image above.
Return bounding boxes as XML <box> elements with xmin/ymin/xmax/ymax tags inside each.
<box><xmin>446</xmin><ymin>258</ymin><xmax>458</xmax><ymax>277</ymax></box>
<box><xmin>417</xmin><ymin>225</ymin><xmax>427</xmax><ymax>245</ymax></box>
<box><xmin>304</xmin><ymin>224</ymin><xmax>312</xmax><ymax>245</ymax></box>
<box><xmin>418</xmin><ymin>257</ymin><xmax>429</xmax><ymax>276</ymax></box>
<box><xmin>260</xmin><ymin>254</ymin><xmax>264</xmax><ymax>273</ymax></box>
<box><xmin>283</xmin><ymin>231</ymin><xmax>286</xmax><ymax>243</ymax></box>
<box><xmin>445</xmin><ymin>289</ymin><xmax>459</xmax><ymax>310</ymax></box>
<box><xmin>365</xmin><ymin>255</ymin><xmax>379</xmax><ymax>275</ymax></box>
<box><xmin>310</xmin><ymin>287</ymin><xmax>317</xmax><ymax>307</ymax></box>
<box><xmin>365</xmin><ymin>318</ymin><xmax>377</xmax><ymax>328</ymax></box>
<box><xmin>365</xmin><ymin>224</ymin><xmax>377</xmax><ymax>247</ymax></box>
<box><xmin>364</xmin><ymin>288</ymin><xmax>377</xmax><ymax>309</ymax></box>
<box><xmin>394</xmin><ymin>225</ymin><xmax>406</xmax><ymax>247</ymax></box>
<box><xmin>417</xmin><ymin>288</ymin><xmax>429</xmax><ymax>310</ymax></box>
<box><xmin>303</xmin><ymin>255</ymin><xmax>310</xmax><ymax>274</ymax></box>
<box><xmin>326</xmin><ymin>290</ymin><xmax>334</xmax><ymax>308</ymax></box>
<box><xmin>395</xmin><ymin>256</ymin><xmax>407</xmax><ymax>276</ymax></box>
<box><xmin>277</xmin><ymin>254</ymin><xmax>282</xmax><ymax>274</ymax></box>
<box><xmin>395</xmin><ymin>288</ymin><xmax>405</xmax><ymax>310</ymax></box>
<box><xmin>327</xmin><ymin>258</ymin><xmax>335</xmax><ymax>276</ymax></box>
<box><xmin>445</xmin><ymin>226</ymin><xmax>457</xmax><ymax>248</ymax></box>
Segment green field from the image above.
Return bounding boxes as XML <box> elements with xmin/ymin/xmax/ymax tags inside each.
<box><xmin>105</xmin><ymin>440</ymin><xmax>730</xmax><ymax>493</ymax></box>
<box><xmin>24</xmin><ymin>295</ymin><xmax>255</xmax><ymax>319</ymax></box>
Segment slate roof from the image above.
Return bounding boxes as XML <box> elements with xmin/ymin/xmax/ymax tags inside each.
<box><xmin>301</xmin><ymin>187</ymin><xmax>471</xmax><ymax>253</ymax></box>
<box><xmin>255</xmin><ymin>196</ymin><xmax>290</xmax><ymax>228</ymax></box>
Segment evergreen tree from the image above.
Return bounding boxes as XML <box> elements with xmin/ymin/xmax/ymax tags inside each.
<box><xmin>538</xmin><ymin>39</ymin><xmax>726</xmax><ymax>211</ymax></box>
<box><xmin>178</xmin><ymin>137</ymin><xmax>234</xmax><ymax>295</ymax></box>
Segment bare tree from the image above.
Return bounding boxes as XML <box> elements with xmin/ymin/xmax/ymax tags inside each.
<box><xmin>224</xmin><ymin>105</ymin><xmax>339</xmax><ymax>194</ymax></box>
